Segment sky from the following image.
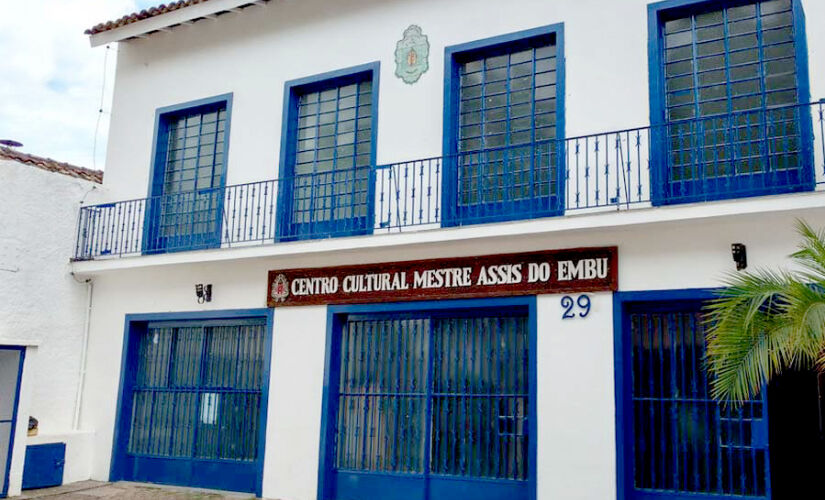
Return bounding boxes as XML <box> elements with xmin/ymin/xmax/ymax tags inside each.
<box><xmin>0</xmin><ymin>0</ymin><xmax>158</xmax><ymax>171</ymax></box>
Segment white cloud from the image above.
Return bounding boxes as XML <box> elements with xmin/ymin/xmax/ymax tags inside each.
<box><xmin>0</xmin><ymin>0</ymin><xmax>143</xmax><ymax>170</ymax></box>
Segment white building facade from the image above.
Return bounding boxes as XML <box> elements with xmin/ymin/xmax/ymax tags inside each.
<box><xmin>0</xmin><ymin>149</ymin><xmax>103</xmax><ymax>497</ymax></box>
<box><xmin>67</xmin><ymin>0</ymin><xmax>825</xmax><ymax>499</ymax></box>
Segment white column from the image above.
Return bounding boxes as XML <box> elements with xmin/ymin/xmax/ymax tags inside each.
<box><xmin>536</xmin><ymin>292</ymin><xmax>616</xmax><ymax>500</ymax></box>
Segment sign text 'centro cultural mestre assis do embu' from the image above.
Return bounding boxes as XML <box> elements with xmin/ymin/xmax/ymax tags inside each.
<box><xmin>266</xmin><ymin>247</ymin><xmax>617</xmax><ymax>307</ymax></box>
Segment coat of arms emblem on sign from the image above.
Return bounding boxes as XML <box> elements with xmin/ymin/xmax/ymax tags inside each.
<box><xmin>271</xmin><ymin>274</ymin><xmax>290</xmax><ymax>302</ymax></box>
<box><xmin>395</xmin><ymin>25</ymin><xmax>429</xmax><ymax>84</ymax></box>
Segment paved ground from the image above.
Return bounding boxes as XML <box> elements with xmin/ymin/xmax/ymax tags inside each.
<box><xmin>17</xmin><ymin>481</ymin><xmax>257</xmax><ymax>500</ymax></box>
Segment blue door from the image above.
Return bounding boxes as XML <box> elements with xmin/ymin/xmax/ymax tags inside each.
<box><xmin>445</xmin><ymin>32</ymin><xmax>564</xmax><ymax>226</ymax></box>
<box><xmin>145</xmin><ymin>102</ymin><xmax>229</xmax><ymax>253</ymax></box>
<box><xmin>325</xmin><ymin>311</ymin><xmax>533</xmax><ymax>500</ymax></box>
<box><xmin>22</xmin><ymin>443</ymin><xmax>66</xmax><ymax>490</ymax></box>
<box><xmin>619</xmin><ymin>300</ymin><xmax>771</xmax><ymax>500</ymax></box>
<box><xmin>280</xmin><ymin>75</ymin><xmax>375</xmax><ymax>241</ymax></box>
<box><xmin>0</xmin><ymin>347</ymin><xmax>24</xmax><ymax>499</ymax></box>
<box><xmin>113</xmin><ymin>319</ymin><xmax>267</xmax><ymax>493</ymax></box>
<box><xmin>653</xmin><ymin>0</ymin><xmax>813</xmax><ymax>204</ymax></box>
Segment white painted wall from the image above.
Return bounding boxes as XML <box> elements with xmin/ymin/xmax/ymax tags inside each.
<box><xmin>263</xmin><ymin>306</ymin><xmax>327</xmax><ymax>500</ymax></box>
<box><xmin>77</xmin><ymin>205</ymin><xmax>825</xmax><ymax>499</ymax></box>
<box><xmin>99</xmin><ymin>0</ymin><xmax>825</xmax><ymax>201</ymax></box>
<box><xmin>76</xmin><ymin>0</ymin><xmax>825</xmax><ymax>497</ymax></box>
<box><xmin>0</xmin><ymin>159</ymin><xmax>103</xmax><ymax>491</ymax></box>
<box><xmin>536</xmin><ymin>292</ymin><xmax>616</xmax><ymax>500</ymax></box>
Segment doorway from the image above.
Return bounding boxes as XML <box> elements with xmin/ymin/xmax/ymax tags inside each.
<box><xmin>320</xmin><ymin>298</ymin><xmax>537</xmax><ymax>500</ymax></box>
<box><xmin>617</xmin><ymin>294</ymin><xmax>770</xmax><ymax>500</ymax></box>
<box><xmin>768</xmin><ymin>369</ymin><xmax>825</xmax><ymax>499</ymax></box>
<box><xmin>0</xmin><ymin>347</ymin><xmax>25</xmax><ymax>498</ymax></box>
<box><xmin>111</xmin><ymin>312</ymin><xmax>272</xmax><ymax>496</ymax></box>
<box><xmin>616</xmin><ymin>291</ymin><xmax>825</xmax><ymax>500</ymax></box>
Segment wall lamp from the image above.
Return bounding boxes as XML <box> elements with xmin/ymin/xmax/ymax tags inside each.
<box><xmin>195</xmin><ymin>284</ymin><xmax>212</xmax><ymax>303</ymax></box>
<box><xmin>731</xmin><ymin>243</ymin><xmax>747</xmax><ymax>271</ymax></box>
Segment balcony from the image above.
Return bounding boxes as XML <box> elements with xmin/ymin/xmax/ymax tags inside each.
<box><xmin>74</xmin><ymin>101</ymin><xmax>825</xmax><ymax>261</ymax></box>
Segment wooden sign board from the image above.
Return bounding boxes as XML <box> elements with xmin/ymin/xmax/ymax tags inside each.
<box><xmin>267</xmin><ymin>247</ymin><xmax>617</xmax><ymax>307</ymax></box>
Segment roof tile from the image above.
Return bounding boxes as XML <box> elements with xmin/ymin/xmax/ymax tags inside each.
<box><xmin>0</xmin><ymin>147</ymin><xmax>103</xmax><ymax>184</ymax></box>
<box><xmin>85</xmin><ymin>0</ymin><xmax>212</xmax><ymax>36</ymax></box>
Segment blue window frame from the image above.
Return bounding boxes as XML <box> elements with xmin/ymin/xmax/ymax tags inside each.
<box><xmin>277</xmin><ymin>63</ymin><xmax>379</xmax><ymax>241</ymax></box>
<box><xmin>110</xmin><ymin>309</ymin><xmax>273</xmax><ymax>497</ymax></box>
<box><xmin>144</xmin><ymin>94</ymin><xmax>233</xmax><ymax>253</ymax></box>
<box><xmin>648</xmin><ymin>0</ymin><xmax>813</xmax><ymax>205</ymax></box>
<box><xmin>443</xmin><ymin>24</ymin><xmax>565</xmax><ymax>226</ymax></box>
<box><xmin>317</xmin><ymin>297</ymin><xmax>538</xmax><ymax>500</ymax></box>
<box><xmin>614</xmin><ymin>290</ymin><xmax>771</xmax><ymax>500</ymax></box>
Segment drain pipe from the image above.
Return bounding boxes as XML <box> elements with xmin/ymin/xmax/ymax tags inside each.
<box><xmin>72</xmin><ymin>276</ymin><xmax>93</xmax><ymax>430</ymax></box>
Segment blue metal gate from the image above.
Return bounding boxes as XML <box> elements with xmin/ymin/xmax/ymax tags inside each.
<box><xmin>326</xmin><ymin>310</ymin><xmax>532</xmax><ymax>500</ymax></box>
<box><xmin>114</xmin><ymin>318</ymin><xmax>267</xmax><ymax>493</ymax></box>
<box><xmin>620</xmin><ymin>300</ymin><xmax>770</xmax><ymax>500</ymax></box>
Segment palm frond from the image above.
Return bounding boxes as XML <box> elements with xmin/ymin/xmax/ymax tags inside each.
<box><xmin>781</xmin><ymin>280</ymin><xmax>825</xmax><ymax>362</ymax></box>
<box><xmin>704</xmin><ymin>268</ymin><xmax>798</xmax><ymax>403</ymax></box>
<box><xmin>705</xmin><ymin>219</ymin><xmax>825</xmax><ymax>404</ymax></box>
<box><xmin>790</xmin><ymin>219</ymin><xmax>825</xmax><ymax>285</ymax></box>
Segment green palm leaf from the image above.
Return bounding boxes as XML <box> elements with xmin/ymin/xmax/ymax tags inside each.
<box><xmin>705</xmin><ymin>219</ymin><xmax>825</xmax><ymax>403</ymax></box>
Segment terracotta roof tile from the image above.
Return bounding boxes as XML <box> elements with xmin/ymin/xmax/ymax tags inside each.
<box><xmin>85</xmin><ymin>0</ymin><xmax>213</xmax><ymax>36</ymax></box>
<box><xmin>0</xmin><ymin>147</ymin><xmax>103</xmax><ymax>184</ymax></box>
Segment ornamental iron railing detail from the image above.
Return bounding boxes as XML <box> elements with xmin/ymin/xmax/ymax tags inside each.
<box><xmin>75</xmin><ymin>101</ymin><xmax>825</xmax><ymax>260</ymax></box>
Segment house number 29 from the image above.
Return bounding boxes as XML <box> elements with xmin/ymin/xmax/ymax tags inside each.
<box><xmin>561</xmin><ymin>294</ymin><xmax>591</xmax><ymax>319</ymax></box>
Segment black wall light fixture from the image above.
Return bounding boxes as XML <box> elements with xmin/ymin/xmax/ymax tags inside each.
<box><xmin>195</xmin><ymin>283</ymin><xmax>212</xmax><ymax>303</ymax></box>
<box><xmin>731</xmin><ymin>243</ymin><xmax>747</xmax><ymax>271</ymax></box>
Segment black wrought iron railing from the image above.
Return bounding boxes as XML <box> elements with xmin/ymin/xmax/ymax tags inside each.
<box><xmin>74</xmin><ymin>101</ymin><xmax>825</xmax><ymax>260</ymax></box>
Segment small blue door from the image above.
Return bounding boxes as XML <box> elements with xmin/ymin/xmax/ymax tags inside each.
<box><xmin>620</xmin><ymin>300</ymin><xmax>771</xmax><ymax>500</ymax></box>
<box><xmin>0</xmin><ymin>347</ymin><xmax>25</xmax><ymax>499</ymax></box>
<box><xmin>324</xmin><ymin>310</ymin><xmax>533</xmax><ymax>500</ymax></box>
<box><xmin>113</xmin><ymin>319</ymin><xmax>267</xmax><ymax>493</ymax></box>
<box><xmin>22</xmin><ymin>443</ymin><xmax>65</xmax><ymax>490</ymax></box>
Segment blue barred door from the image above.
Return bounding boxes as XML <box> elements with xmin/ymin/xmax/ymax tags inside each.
<box><xmin>622</xmin><ymin>301</ymin><xmax>770</xmax><ymax>500</ymax></box>
<box><xmin>327</xmin><ymin>312</ymin><xmax>531</xmax><ymax>500</ymax></box>
<box><xmin>115</xmin><ymin>319</ymin><xmax>267</xmax><ymax>493</ymax></box>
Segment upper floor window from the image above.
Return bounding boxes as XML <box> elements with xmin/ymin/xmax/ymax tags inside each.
<box><xmin>279</xmin><ymin>63</ymin><xmax>379</xmax><ymax>240</ymax></box>
<box><xmin>650</xmin><ymin>0</ymin><xmax>813</xmax><ymax>204</ymax></box>
<box><xmin>444</xmin><ymin>25</ymin><xmax>565</xmax><ymax>226</ymax></box>
<box><xmin>145</xmin><ymin>94</ymin><xmax>232</xmax><ymax>253</ymax></box>
<box><xmin>457</xmin><ymin>43</ymin><xmax>557</xmax><ymax>153</ymax></box>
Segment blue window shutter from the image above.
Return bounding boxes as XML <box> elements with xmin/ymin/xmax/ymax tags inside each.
<box><xmin>443</xmin><ymin>25</ymin><xmax>565</xmax><ymax>226</ymax></box>
<box><xmin>143</xmin><ymin>93</ymin><xmax>233</xmax><ymax>254</ymax></box>
<box><xmin>649</xmin><ymin>0</ymin><xmax>814</xmax><ymax>204</ymax></box>
<box><xmin>277</xmin><ymin>63</ymin><xmax>380</xmax><ymax>241</ymax></box>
